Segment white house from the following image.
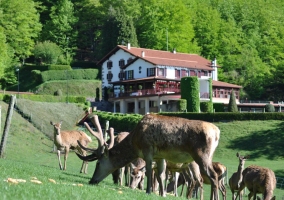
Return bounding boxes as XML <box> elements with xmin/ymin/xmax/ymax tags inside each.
<box><xmin>97</xmin><ymin>43</ymin><xmax>242</xmax><ymax>114</ymax></box>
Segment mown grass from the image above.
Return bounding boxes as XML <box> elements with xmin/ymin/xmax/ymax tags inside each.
<box><xmin>0</xmin><ymin>100</ymin><xmax>283</xmax><ymax>199</ymax></box>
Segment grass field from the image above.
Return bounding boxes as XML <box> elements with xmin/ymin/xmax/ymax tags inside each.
<box><xmin>0</xmin><ymin>100</ymin><xmax>283</xmax><ymax>199</ymax></box>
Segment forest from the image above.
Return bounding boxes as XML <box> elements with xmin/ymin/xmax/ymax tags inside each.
<box><xmin>1</xmin><ymin>0</ymin><xmax>284</xmax><ymax>101</ymax></box>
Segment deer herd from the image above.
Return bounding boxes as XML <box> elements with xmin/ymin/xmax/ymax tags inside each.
<box><xmin>50</xmin><ymin>114</ymin><xmax>277</xmax><ymax>200</ymax></box>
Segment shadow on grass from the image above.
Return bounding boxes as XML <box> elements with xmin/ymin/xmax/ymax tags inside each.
<box><xmin>226</xmin><ymin>121</ymin><xmax>284</xmax><ymax>179</ymax></box>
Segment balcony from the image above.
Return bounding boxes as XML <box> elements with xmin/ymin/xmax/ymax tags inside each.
<box><xmin>109</xmin><ymin>88</ymin><xmax>181</xmax><ymax>98</ymax></box>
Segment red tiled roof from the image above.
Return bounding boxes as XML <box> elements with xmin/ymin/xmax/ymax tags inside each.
<box><xmin>97</xmin><ymin>45</ymin><xmax>218</xmax><ymax>71</ymax></box>
<box><xmin>212</xmin><ymin>80</ymin><xmax>242</xmax><ymax>88</ymax></box>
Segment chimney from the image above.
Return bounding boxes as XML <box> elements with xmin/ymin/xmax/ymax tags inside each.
<box><xmin>141</xmin><ymin>51</ymin><xmax>145</xmax><ymax>57</ymax></box>
<box><xmin>173</xmin><ymin>48</ymin><xmax>176</xmax><ymax>54</ymax></box>
<box><xmin>127</xmin><ymin>43</ymin><xmax>131</xmax><ymax>49</ymax></box>
<box><xmin>211</xmin><ymin>58</ymin><xmax>218</xmax><ymax>81</ymax></box>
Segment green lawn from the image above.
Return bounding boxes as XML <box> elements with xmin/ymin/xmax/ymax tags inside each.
<box><xmin>0</xmin><ymin>101</ymin><xmax>283</xmax><ymax>199</ymax></box>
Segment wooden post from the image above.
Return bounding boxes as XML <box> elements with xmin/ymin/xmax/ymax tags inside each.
<box><xmin>0</xmin><ymin>95</ymin><xmax>16</xmax><ymax>158</ymax></box>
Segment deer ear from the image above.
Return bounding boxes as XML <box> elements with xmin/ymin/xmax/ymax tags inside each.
<box><xmin>140</xmin><ymin>166</ymin><xmax>146</xmax><ymax>172</ymax></box>
<box><xmin>236</xmin><ymin>152</ymin><xmax>240</xmax><ymax>157</ymax></box>
<box><xmin>50</xmin><ymin>121</ymin><xmax>54</xmax><ymax>125</ymax></box>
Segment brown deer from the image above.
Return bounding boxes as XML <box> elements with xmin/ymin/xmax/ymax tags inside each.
<box><xmin>167</xmin><ymin>161</ymin><xmax>227</xmax><ymax>200</ymax></box>
<box><xmin>237</xmin><ymin>165</ymin><xmax>276</xmax><ymax>200</ymax></box>
<box><xmin>77</xmin><ymin>114</ymin><xmax>221</xmax><ymax>199</ymax></box>
<box><xmin>229</xmin><ymin>152</ymin><xmax>249</xmax><ymax>200</ymax></box>
<box><xmin>129</xmin><ymin>158</ymin><xmax>146</xmax><ymax>190</ymax></box>
<box><xmin>50</xmin><ymin>121</ymin><xmax>92</xmax><ymax>173</ymax></box>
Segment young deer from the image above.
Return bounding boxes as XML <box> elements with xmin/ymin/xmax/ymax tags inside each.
<box><xmin>77</xmin><ymin>114</ymin><xmax>221</xmax><ymax>199</ymax></box>
<box><xmin>229</xmin><ymin>152</ymin><xmax>249</xmax><ymax>200</ymax></box>
<box><xmin>50</xmin><ymin>121</ymin><xmax>92</xmax><ymax>173</ymax></box>
<box><xmin>129</xmin><ymin>158</ymin><xmax>146</xmax><ymax>190</ymax></box>
<box><xmin>237</xmin><ymin>165</ymin><xmax>276</xmax><ymax>200</ymax></box>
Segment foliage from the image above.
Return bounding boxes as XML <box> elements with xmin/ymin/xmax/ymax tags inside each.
<box><xmin>228</xmin><ymin>90</ymin><xmax>239</xmax><ymax>112</ymax></box>
<box><xmin>213</xmin><ymin>103</ymin><xmax>225</xmax><ymax>112</ymax></box>
<box><xmin>54</xmin><ymin>89</ymin><xmax>62</xmax><ymax>96</ymax></box>
<box><xmin>177</xmin><ymin>99</ymin><xmax>187</xmax><ymax>112</ymax></box>
<box><xmin>33</xmin><ymin>41</ymin><xmax>62</xmax><ymax>64</ymax></box>
<box><xmin>17</xmin><ymin>94</ymin><xmax>86</xmax><ymax>104</ymax></box>
<box><xmin>265</xmin><ymin>103</ymin><xmax>275</xmax><ymax>112</ymax></box>
<box><xmin>48</xmin><ymin>65</ymin><xmax>72</xmax><ymax>70</ymax></box>
<box><xmin>200</xmin><ymin>102</ymin><xmax>213</xmax><ymax>113</ymax></box>
<box><xmin>41</xmin><ymin>69</ymin><xmax>99</xmax><ymax>82</ymax></box>
<box><xmin>40</xmin><ymin>0</ymin><xmax>78</xmax><ymax>64</ymax></box>
<box><xmin>31</xmin><ymin>70</ymin><xmax>42</xmax><ymax>83</ymax></box>
<box><xmin>181</xmin><ymin>77</ymin><xmax>200</xmax><ymax>112</ymax></box>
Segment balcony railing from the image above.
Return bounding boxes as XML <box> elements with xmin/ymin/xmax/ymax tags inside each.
<box><xmin>109</xmin><ymin>88</ymin><xmax>181</xmax><ymax>98</ymax></box>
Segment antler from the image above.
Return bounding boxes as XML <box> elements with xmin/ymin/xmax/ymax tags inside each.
<box><xmin>107</xmin><ymin>127</ymin><xmax>114</xmax><ymax>149</ymax></box>
<box><xmin>84</xmin><ymin>115</ymin><xmax>104</xmax><ymax>148</ymax></box>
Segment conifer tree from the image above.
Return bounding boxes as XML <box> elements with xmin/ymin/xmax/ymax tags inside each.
<box><xmin>228</xmin><ymin>90</ymin><xmax>238</xmax><ymax>112</ymax></box>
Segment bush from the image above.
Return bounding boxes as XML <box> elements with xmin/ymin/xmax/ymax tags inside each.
<box><xmin>31</xmin><ymin>70</ymin><xmax>42</xmax><ymax>83</ymax></box>
<box><xmin>200</xmin><ymin>102</ymin><xmax>213</xmax><ymax>113</ymax></box>
<box><xmin>54</xmin><ymin>89</ymin><xmax>63</xmax><ymax>96</ymax></box>
<box><xmin>33</xmin><ymin>41</ymin><xmax>62</xmax><ymax>64</ymax></box>
<box><xmin>265</xmin><ymin>103</ymin><xmax>275</xmax><ymax>112</ymax></box>
<box><xmin>177</xmin><ymin>99</ymin><xmax>187</xmax><ymax>112</ymax></box>
<box><xmin>228</xmin><ymin>90</ymin><xmax>238</xmax><ymax>112</ymax></box>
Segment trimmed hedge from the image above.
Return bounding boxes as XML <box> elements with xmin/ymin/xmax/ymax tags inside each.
<box><xmin>181</xmin><ymin>77</ymin><xmax>199</xmax><ymax>112</ymax></box>
<box><xmin>41</xmin><ymin>69</ymin><xmax>100</xmax><ymax>82</ymax></box>
<box><xmin>213</xmin><ymin>103</ymin><xmax>225</xmax><ymax>112</ymax></box>
<box><xmin>48</xmin><ymin>65</ymin><xmax>72</xmax><ymax>70</ymax></box>
<box><xmin>83</xmin><ymin>111</ymin><xmax>284</xmax><ymax>133</ymax></box>
<box><xmin>22</xmin><ymin>64</ymin><xmax>49</xmax><ymax>71</ymax></box>
<box><xmin>177</xmin><ymin>99</ymin><xmax>187</xmax><ymax>112</ymax></box>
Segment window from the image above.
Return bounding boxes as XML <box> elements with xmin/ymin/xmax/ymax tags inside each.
<box><xmin>107</xmin><ymin>61</ymin><xmax>113</xmax><ymax>69</ymax></box>
<box><xmin>127</xmin><ymin>58</ymin><xmax>133</xmax><ymax>64</ymax></box>
<box><xmin>147</xmin><ymin>68</ymin><xmax>155</xmax><ymax>76</ymax></box>
<box><xmin>118</xmin><ymin>70</ymin><xmax>124</xmax><ymax>80</ymax></box>
<box><xmin>175</xmin><ymin>69</ymin><xmax>180</xmax><ymax>78</ymax></box>
<box><xmin>125</xmin><ymin>70</ymin><xmax>134</xmax><ymax>80</ymax></box>
<box><xmin>181</xmin><ymin>70</ymin><xmax>188</xmax><ymax>77</ymax></box>
<box><xmin>107</xmin><ymin>72</ymin><xmax>113</xmax><ymax>82</ymax></box>
<box><xmin>158</xmin><ymin>68</ymin><xmax>165</xmax><ymax>77</ymax></box>
<box><xmin>119</xmin><ymin>59</ymin><xmax>125</xmax><ymax>68</ymax></box>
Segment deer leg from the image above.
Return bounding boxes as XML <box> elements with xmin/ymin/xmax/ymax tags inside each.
<box><xmin>145</xmin><ymin>158</ymin><xmax>153</xmax><ymax>194</ymax></box>
<box><xmin>174</xmin><ymin>172</ymin><xmax>180</xmax><ymax>197</ymax></box>
<box><xmin>197</xmin><ymin>161</ymin><xmax>219</xmax><ymax>200</ymax></box>
<box><xmin>63</xmin><ymin>147</ymin><xmax>69</xmax><ymax>170</ymax></box>
<box><xmin>120</xmin><ymin>166</ymin><xmax>125</xmax><ymax>186</ymax></box>
<box><xmin>78</xmin><ymin>148</ymin><xmax>87</xmax><ymax>174</ymax></box>
<box><xmin>155</xmin><ymin>159</ymin><xmax>166</xmax><ymax>197</ymax></box>
<box><xmin>219</xmin><ymin>180</ymin><xmax>226</xmax><ymax>200</ymax></box>
<box><xmin>57</xmin><ymin>149</ymin><xmax>63</xmax><ymax>170</ymax></box>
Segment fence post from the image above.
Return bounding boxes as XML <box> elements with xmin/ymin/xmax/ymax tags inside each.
<box><xmin>0</xmin><ymin>95</ymin><xmax>16</xmax><ymax>158</ymax></box>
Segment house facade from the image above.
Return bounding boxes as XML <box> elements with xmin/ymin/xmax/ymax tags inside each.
<box><xmin>98</xmin><ymin>44</ymin><xmax>242</xmax><ymax>114</ymax></box>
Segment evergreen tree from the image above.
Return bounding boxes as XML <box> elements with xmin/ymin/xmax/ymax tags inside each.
<box><xmin>228</xmin><ymin>90</ymin><xmax>238</xmax><ymax>112</ymax></box>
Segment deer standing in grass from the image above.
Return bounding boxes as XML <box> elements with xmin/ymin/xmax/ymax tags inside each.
<box><xmin>167</xmin><ymin>161</ymin><xmax>227</xmax><ymax>200</ymax></box>
<box><xmin>77</xmin><ymin>114</ymin><xmax>221</xmax><ymax>199</ymax></box>
<box><xmin>50</xmin><ymin>121</ymin><xmax>92</xmax><ymax>173</ymax></box>
<box><xmin>237</xmin><ymin>165</ymin><xmax>276</xmax><ymax>200</ymax></box>
<box><xmin>229</xmin><ymin>152</ymin><xmax>249</xmax><ymax>200</ymax></box>
<box><xmin>129</xmin><ymin>158</ymin><xmax>146</xmax><ymax>190</ymax></box>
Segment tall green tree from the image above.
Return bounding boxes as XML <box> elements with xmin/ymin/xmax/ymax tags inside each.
<box><xmin>0</xmin><ymin>0</ymin><xmax>42</xmax><ymax>63</ymax></box>
<box><xmin>41</xmin><ymin>0</ymin><xmax>78</xmax><ymax>63</ymax></box>
<box><xmin>137</xmin><ymin>0</ymin><xmax>199</xmax><ymax>53</ymax></box>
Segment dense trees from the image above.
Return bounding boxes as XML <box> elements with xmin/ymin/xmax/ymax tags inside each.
<box><xmin>1</xmin><ymin>0</ymin><xmax>284</xmax><ymax>101</ymax></box>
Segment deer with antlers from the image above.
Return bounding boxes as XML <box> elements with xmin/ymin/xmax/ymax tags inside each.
<box><xmin>229</xmin><ymin>152</ymin><xmax>249</xmax><ymax>200</ymax></box>
<box><xmin>77</xmin><ymin>114</ymin><xmax>221</xmax><ymax>199</ymax></box>
<box><xmin>50</xmin><ymin>121</ymin><xmax>92</xmax><ymax>173</ymax></box>
<box><xmin>237</xmin><ymin>165</ymin><xmax>276</xmax><ymax>200</ymax></box>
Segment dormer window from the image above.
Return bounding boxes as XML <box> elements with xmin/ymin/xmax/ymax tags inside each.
<box><xmin>119</xmin><ymin>59</ymin><xmax>125</xmax><ymax>68</ymax></box>
<box><xmin>127</xmin><ymin>58</ymin><xmax>133</xmax><ymax>64</ymax></box>
<box><xmin>107</xmin><ymin>71</ymin><xmax>113</xmax><ymax>82</ymax></box>
<box><xmin>107</xmin><ymin>61</ymin><xmax>113</xmax><ymax>69</ymax></box>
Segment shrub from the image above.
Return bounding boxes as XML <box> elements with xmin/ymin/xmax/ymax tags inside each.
<box><xmin>200</xmin><ymin>102</ymin><xmax>213</xmax><ymax>112</ymax></box>
<box><xmin>33</xmin><ymin>41</ymin><xmax>62</xmax><ymax>64</ymax></box>
<box><xmin>177</xmin><ymin>99</ymin><xmax>187</xmax><ymax>112</ymax></box>
<box><xmin>265</xmin><ymin>103</ymin><xmax>275</xmax><ymax>112</ymax></box>
<box><xmin>181</xmin><ymin>77</ymin><xmax>199</xmax><ymax>112</ymax></box>
<box><xmin>54</xmin><ymin>89</ymin><xmax>63</xmax><ymax>96</ymax></box>
<box><xmin>228</xmin><ymin>90</ymin><xmax>238</xmax><ymax>112</ymax></box>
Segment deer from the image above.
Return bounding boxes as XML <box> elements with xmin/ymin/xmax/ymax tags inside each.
<box><xmin>229</xmin><ymin>152</ymin><xmax>249</xmax><ymax>200</ymax></box>
<box><xmin>129</xmin><ymin>158</ymin><xmax>146</xmax><ymax>190</ymax></box>
<box><xmin>76</xmin><ymin>114</ymin><xmax>221</xmax><ymax>199</ymax></box>
<box><xmin>237</xmin><ymin>165</ymin><xmax>276</xmax><ymax>200</ymax></box>
<box><xmin>50</xmin><ymin>121</ymin><xmax>92</xmax><ymax>173</ymax></box>
<box><xmin>166</xmin><ymin>161</ymin><xmax>227</xmax><ymax>200</ymax></box>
